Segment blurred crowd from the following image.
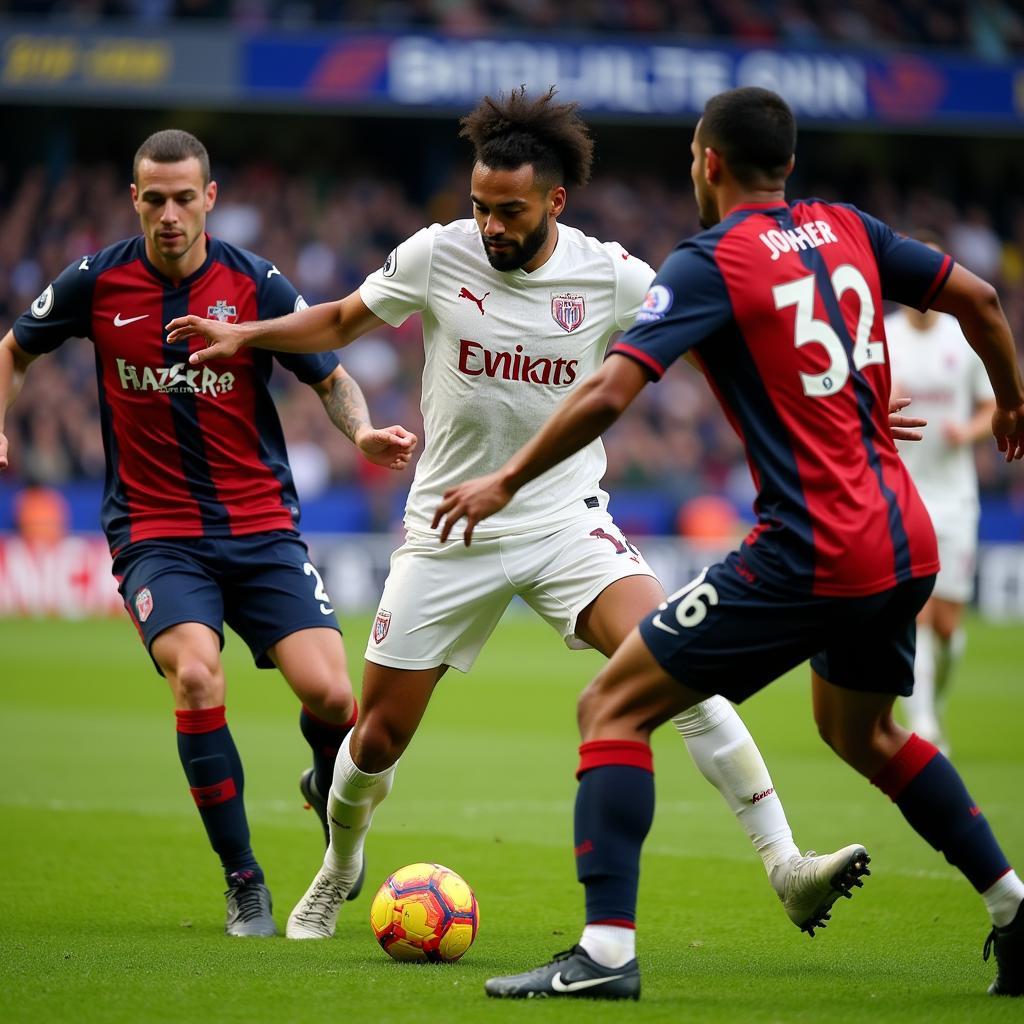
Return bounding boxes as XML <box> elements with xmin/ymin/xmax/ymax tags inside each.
<box><xmin>2</xmin><ymin>0</ymin><xmax>1023</xmax><ymax>58</ymax></box>
<box><xmin>2</xmin><ymin>152</ymin><xmax>1023</xmax><ymax>533</ymax></box>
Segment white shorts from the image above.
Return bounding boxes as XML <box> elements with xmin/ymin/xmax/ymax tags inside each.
<box><xmin>365</xmin><ymin>511</ymin><xmax>657</xmax><ymax>672</ymax></box>
<box><xmin>932</xmin><ymin>521</ymin><xmax>978</xmax><ymax>604</ymax></box>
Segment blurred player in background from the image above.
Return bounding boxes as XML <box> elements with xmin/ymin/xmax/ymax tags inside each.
<box><xmin>887</xmin><ymin>236</ymin><xmax>997</xmax><ymax>754</ymax></box>
<box><xmin>168</xmin><ymin>89</ymin><xmax>940</xmax><ymax>945</ymax></box>
<box><xmin>0</xmin><ymin>130</ymin><xmax>416</xmax><ymax>937</ymax></box>
<box><xmin>435</xmin><ymin>88</ymin><xmax>1024</xmax><ymax>999</ymax></box>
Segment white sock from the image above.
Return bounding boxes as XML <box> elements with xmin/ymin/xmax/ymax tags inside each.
<box><xmin>934</xmin><ymin>627</ymin><xmax>963</xmax><ymax>707</ymax></box>
<box><xmin>983</xmin><ymin>870</ymin><xmax>1024</xmax><ymax>928</ymax></box>
<box><xmin>904</xmin><ymin>625</ymin><xmax>941</xmax><ymax>739</ymax></box>
<box><xmin>579</xmin><ymin>924</ymin><xmax>635</xmax><ymax>968</ymax></box>
<box><xmin>673</xmin><ymin>696</ymin><xmax>799</xmax><ymax>882</ymax></box>
<box><xmin>323</xmin><ymin>731</ymin><xmax>396</xmax><ymax>880</ymax></box>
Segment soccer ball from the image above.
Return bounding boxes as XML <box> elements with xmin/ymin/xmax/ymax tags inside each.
<box><xmin>369</xmin><ymin>862</ymin><xmax>479</xmax><ymax>963</ymax></box>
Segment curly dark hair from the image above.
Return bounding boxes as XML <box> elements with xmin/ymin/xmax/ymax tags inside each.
<box><xmin>459</xmin><ymin>86</ymin><xmax>594</xmax><ymax>189</ymax></box>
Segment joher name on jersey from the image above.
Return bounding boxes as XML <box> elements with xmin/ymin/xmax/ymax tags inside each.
<box><xmin>759</xmin><ymin>220</ymin><xmax>838</xmax><ymax>261</ymax></box>
<box><xmin>116</xmin><ymin>359</ymin><xmax>236</xmax><ymax>396</ymax></box>
<box><xmin>457</xmin><ymin>338</ymin><xmax>579</xmax><ymax>385</ymax></box>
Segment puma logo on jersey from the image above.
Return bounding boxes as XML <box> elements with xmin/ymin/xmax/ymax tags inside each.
<box><xmin>458</xmin><ymin>339</ymin><xmax>578</xmax><ymax>386</ymax></box>
<box><xmin>458</xmin><ymin>287</ymin><xmax>490</xmax><ymax>315</ymax></box>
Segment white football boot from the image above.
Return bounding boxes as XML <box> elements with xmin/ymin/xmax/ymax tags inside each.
<box><xmin>772</xmin><ymin>844</ymin><xmax>871</xmax><ymax>936</ymax></box>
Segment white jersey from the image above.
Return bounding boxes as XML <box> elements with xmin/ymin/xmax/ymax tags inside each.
<box><xmin>360</xmin><ymin>220</ymin><xmax>655</xmax><ymax>537</ymax></box>
<box><xmin>886</xmin><ymin>309</ymin><xmax>993</xmax><ymax>522</ymax></box>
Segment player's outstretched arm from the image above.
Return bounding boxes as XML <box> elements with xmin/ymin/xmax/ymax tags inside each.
<box><xmin>433</xmin><ymin>354</ymin><xmax>649</xmax><ymax>545</ymax></box>
<box><xmin>165</xmin><ymin>291</ymin><xmax>386</xmax><ymax>364</ymax></box>
<box><xmin>312</xmin><ymin>365</ymin><xmax>418</xmax><ymax>471</ymax></box>
<box><xmin>930</xmin><ymin>263</ymin><xmax>1024</xmax><ymax>460</ymax></box>
<box><xmin>0</xmin><ymin>331</ymin><xmax>39</xmax><ymax>472</ymax></box>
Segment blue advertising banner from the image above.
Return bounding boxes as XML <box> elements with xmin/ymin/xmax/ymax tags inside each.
<box><xmin>243</xmin><ymin>32</ymin><xmax>1024</xmax><ymax>127</ymax></box>
<box><xmin>2</xmin><ymin>22</ymin><xmax>1021</xmax><ymax>128</ymax></box>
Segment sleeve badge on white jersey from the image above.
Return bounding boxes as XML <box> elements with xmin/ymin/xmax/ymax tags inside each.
<box><xmin>383</xmin><ymin>248</ymin><xmax>398</xmax><ymax>278</ymax></box>
<box><xmin>30</xmin><ymin>284</ymin><xmax>55</xmax><ymax>319</ymax></box>
<box><xmin>636</xmin><ymin>284</ymin><xmax>673</xmax><ymax>323</ymax></box>
<box><xmin>551</xmin><ymin>292</ymin><xmax>586</xmax><ymax>333</ymax></box>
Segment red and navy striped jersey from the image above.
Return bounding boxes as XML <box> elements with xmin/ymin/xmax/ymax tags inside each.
<box><xmin>13</xmin><ymin>236</ymin><xmax>338</xmax><ymax>553</ymax></box>
<box><xmin>612</xmin><ymin>200</ymin><xmax>951</xmax><ymax>597</ymax></box>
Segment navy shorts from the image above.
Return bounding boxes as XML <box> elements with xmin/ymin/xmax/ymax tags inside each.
<box><xmin>112</xmin><ymin>531</ymin><xmax>341</xmax><ymax>676</ymax></box>
<box><xmin>639</xmin><ymin>552</ymin><xmax>935</xmax><ymax>703</ymax></box>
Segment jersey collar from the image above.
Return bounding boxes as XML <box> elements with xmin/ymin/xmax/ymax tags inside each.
<box><xmin>504</xmin><ymin>225</ymin><xmax>565</xmax><ymax>282</ymax></box>
<box><xmin>139</xmin><ymin>233</ymin><xmax>216</xmax><ymax>290</ymax></box>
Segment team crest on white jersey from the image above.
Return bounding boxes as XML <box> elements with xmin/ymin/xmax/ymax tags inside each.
<box><xmin>551</xmin><ymin>293</ymin><xmax>586</xmax><ymax>333</ymax></box>
<box><xmin>373</xmin><ymin>608</ymin><xmax>392</xmax><ymax>644</ymax></box>
<box><xmin>207</xmin><ymin>300</ymin><xmax>237</xmax><ymax>322</ymax></box>
<box><xmin>134</xmin><ymin>587</ymin><xmax>154</xmax><ymax>623</ymax></box>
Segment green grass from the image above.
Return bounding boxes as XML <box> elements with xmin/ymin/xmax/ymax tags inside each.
<box><xmin>1</xmin><ymin>610</ymin><xmax>1021</xmax><ymax>1022</ymax></box>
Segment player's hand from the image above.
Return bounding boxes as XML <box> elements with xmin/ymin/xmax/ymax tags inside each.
<box><xmin>0</xmin><ymin>432</ymin><xmax>9</xmax><ymax>472</ymax></box>
<box><xmin>432</xmin><ymin>472</ymin><xmax>515</xmax><ymax>546</ymax></box>
<box><xmin>993</xmin><ymin>403</ymin><xmax>1024</xmax><ymax>462</ymax></box>
<box><xmin>164</xmin><ymin>315</ymin><xmax>246</xmax><ymax>364</ymax></box>
<box><xmin>887</xmin><ymin>397</ymin><xmax>927</xmax><ymax>442</ymax></box>
<box><xmin>355</xmin><ymin>425</ymin><xmax>418</xmax><ymax>471</ymax></box>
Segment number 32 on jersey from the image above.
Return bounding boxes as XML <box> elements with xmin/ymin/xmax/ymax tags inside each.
<box><xmin>773</xmin><ymin>264</ymin><xmax>885</xmax><ymax>398</ymax></box>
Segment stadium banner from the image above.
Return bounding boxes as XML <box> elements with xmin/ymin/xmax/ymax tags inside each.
<box><xmin>0</xmin><ymin>25</ymin><xmax>235</xmax><ymax>101</ymax></box>
<box><xmin>1</xmin><ymin>23</ymin><xmax>1022</xmax><ymax>127</ymax></box>
<box><xmin>244</xmin><ymin>32</ymin><xmax>1024</xmax><ymax>127</ymax></box>
<box><xmin>2</xmin><ymin>533</ymin><xmax>1023</xmax><ymax>620</ymax></box>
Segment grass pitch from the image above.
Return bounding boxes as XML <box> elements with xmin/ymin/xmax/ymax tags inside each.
<box><xmin>1</xmin><ymin>610</ymin><xmax>1022</xmax><ymax>1023</ymax></box>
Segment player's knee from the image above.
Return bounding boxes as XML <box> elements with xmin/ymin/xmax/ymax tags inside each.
<box><xmin>172</xmin><ymin>658</ymin><xmax>222</xmax><ymax>708</ymax></box>
<box><xmin>312</xmin><ymin>685</ymin><xmax>356</xmax><ymax>724</ymax></box>
<box><xmin>295</xmin><ymin>667</ymin><xmax>355</xmax><ymax>721</ymax></box>
<box><xmin>350</xmin><ymin>713</ymin><xmax>409</xmax><ymax>773</ymax></box>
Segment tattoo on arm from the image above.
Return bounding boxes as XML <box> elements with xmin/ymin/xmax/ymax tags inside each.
<box><xmin>323</xmin><ymin>372</ymin><xmax>371</xmax><ymax>444</ymax></box>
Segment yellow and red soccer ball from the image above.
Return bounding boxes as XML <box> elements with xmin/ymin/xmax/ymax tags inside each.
<box><xmin>369</xmin><ymin>863</ymin><xmax>479</xmax><ymax>963</ymax></box>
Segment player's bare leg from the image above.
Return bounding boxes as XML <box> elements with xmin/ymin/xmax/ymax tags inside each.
<box><xmin>153</xmin><ymin>623</ymin><xmax>275</xmax><ymax>937</ymax></box>
<box><xmin>269</xmin><ymin>628</ymin><xmax>360</xmax><ymax>887</ymax></box>
<box><xmin>287</xmin><ymin>661</ymin><xmax>443</xmax><ymax>938</ymax></box>
<box><xmin>577</xmin><ymin>576</ymin><xmax>859</xmax><ymax>936</ymax></box>
<box><xmin>813</xmin><ymin>670</ymin><xmax>1024</xmax><ymax>995</ymax></box>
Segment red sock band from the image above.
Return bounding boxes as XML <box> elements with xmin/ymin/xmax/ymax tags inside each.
<box><xmin>189</xmin><ymin>778</ymin><xmax>237</xmax><ymax>807</ymax></box>
<box><xmin>870</xmin><ymin>733</ymin><xmax>940</xmax><ymax>800</ymax></box>
<box><xmin>175</xmin><ymin>705</ymin><xmax>227</xmax><ymax>735</ymax></box>
<box><xmin>301</xmin><ymin>700</ymin><xmax>358</xmax><ymax>731</ymax></box>
<box><xmin>588</xmin><ymin>918</ymin><xmax>637</xmax><ymax>930</ymax></box>
<box><xmin>577</xmin><ymin>740</ymin><xmax>653</xmax><ymax>780</ymax></box>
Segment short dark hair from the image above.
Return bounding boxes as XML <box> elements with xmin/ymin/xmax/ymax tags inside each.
<box><xmin>459</xmin><ymin>86</ymin><xmax>594</xmax><ymax>189</ymax></box>
<box><xmin>699</xmin><ymin>88</ymin><xmax>796</xmax><ymax>188</ymax></box>
<box><xmin>133</xmin><ymin>129</ymin><xmax>211</xmax><ymax>184</ymax></box>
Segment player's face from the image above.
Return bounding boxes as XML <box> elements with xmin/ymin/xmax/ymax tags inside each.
<box><xmin>690</xmin><ymin>122</ymin><xmax>719</xmax><ymax>230</ymax></box>
<box><xmin>470</xmin><ymin>163</ymin><xmax>564</xmax><ymax>272</ymax></box>
<box><xmin>132</xmin><ymin>157</ymin><xmax>216</xmax><ymax>273</ymax></box>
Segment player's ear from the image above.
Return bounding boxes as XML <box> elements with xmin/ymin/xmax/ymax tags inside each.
<box><xmin>130</xmin><ymin>182</ymin><xmax>140</xmax><ymax>210</ymax></box>
<box><xmin>784</xmin><ymin>155</ymin><xmax>796</xmax><ymax>180</ymax></box>
<box><xmin>705</xmin><ymin>147</ymin><xmax>722</xmax><ymax>185</ymax></box>
<box><xmin>205</xmin><ymin>179</ymin><xmax>217</xmax><ymax>212</ymax></box>
<box><xmin>549</xmin><ymin>185</ymin><xmax>567</xmax><ymax>218</ymax></box>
